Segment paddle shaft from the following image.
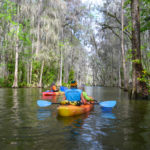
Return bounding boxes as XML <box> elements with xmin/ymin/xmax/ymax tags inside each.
<box><xmin>40</xmin><ymin>100</ymin><xmax>97</xmax><ymax>105</ymax></box>
<box><xmin>49</xmin><ymin>102</ymin><xmax>60</xmax><ymax>104</ymax></box>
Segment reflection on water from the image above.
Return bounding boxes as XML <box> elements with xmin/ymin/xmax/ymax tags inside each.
<box><xmin>57</xmin><ymin>113</ymin><xmax>89</xmax><ymax>127</ymax></box>
<box><xmin>57</xmin><ymin>113</ymin><xmax>89</xmax><ymax>136</ymax></box>
<box><xmin>0</xmin><ymin>87</ymin><xmax>150</xmax><ymax>150</ymax></box>
<box><xmin>37</xmin><ymin>108</ymin><xmax>51</xmax><ymax>120</ymax></box>
<box><xmin>101</xmin><ymin>112</ymin><xmax>116</xmax><ymax>119</ymax></box>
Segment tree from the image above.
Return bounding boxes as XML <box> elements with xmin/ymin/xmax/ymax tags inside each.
<box><xmin>121</xmin><ymin>0</ymin><xmax>128</xmax><ymax>90</ymax></box>
<box><xmin>12</xmin><ymin>4</ymin><xmax>20</xmax><ymax>88</ymax></box>
<box><xmin>130</xmin><ymin>0</ymin><xmax>149</xmax><ymax>98</ymax></box>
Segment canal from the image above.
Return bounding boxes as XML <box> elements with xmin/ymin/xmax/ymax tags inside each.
<box><xmin>0</xmin><ymin>87</ymin><xmax>150</xmax><ymax>150</ymax></box>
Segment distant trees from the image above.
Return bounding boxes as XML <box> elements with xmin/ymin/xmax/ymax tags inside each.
<box><xmin>0</xmin><ymin>0</ymin><xmax>91</xmax><ymax>88</ymax></box>
<box><xmin>0</xmin><ymin>0</ymin><xmax>149</xmax><ymax>98</ymax></box>
<box><xmin>85</xmin><ymin>0</ymin><xmax>150</xmax><ymax>98</ymax></box>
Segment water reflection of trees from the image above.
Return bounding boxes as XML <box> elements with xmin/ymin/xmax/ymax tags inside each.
<box><xmin>127</xmin><ymin>100</ymin><xmax>149</xmax><ymax>150</ymax></box>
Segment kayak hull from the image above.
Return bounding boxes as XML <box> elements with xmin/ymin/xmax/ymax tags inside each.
<box><xmin>42</xmin><ymin>91</ymin><xmax>64</xmax><ymax>96</ymax></box>
<box><xmin>57</xmin><ymin>103</ymin><xmax>94</xmax><ymax>117</ymax></box>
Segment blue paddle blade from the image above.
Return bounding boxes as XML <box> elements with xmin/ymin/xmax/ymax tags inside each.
<box><xmin>99</xmin><ymin>100</ymin><xmax>116</xmax><ymax>108</ymax></box>
<box><xmin>37</xmin><ymin>100</ymin><xmax>52</xmax><ymax>107</ymax></box>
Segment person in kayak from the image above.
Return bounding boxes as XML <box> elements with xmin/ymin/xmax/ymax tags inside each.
<box><xmin>50</xmin><ymin>82</ymin><xmax>59</xmax><ymax>92</ymax></box>
<box><xmin>64</xmin><ymin>80</ymin><xmax>87</xmax><ymax>104</ymax></box>
<box><xmin>80</xmin><ymin>85</ymin><xmax>93</xmax><ymax>102</ymax></box>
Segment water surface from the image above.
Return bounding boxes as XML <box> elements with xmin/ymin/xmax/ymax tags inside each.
<box><xmin>0</xmin><ymin>87</ymin><xmax>150</xmax><ymax>150</ymax></box>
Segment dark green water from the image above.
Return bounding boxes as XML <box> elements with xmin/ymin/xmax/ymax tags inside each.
<box><xmin>0</xmin><ymin>87</ymin><xmax>150</xmax><ymax>150</ymax></box>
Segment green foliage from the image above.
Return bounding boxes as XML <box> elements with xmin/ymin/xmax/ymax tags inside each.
<box><xmin>18</xmin><ymin>20</ymin><xmax>32</xmax><ymax>46</ymax></box>
<box><xmin>0</xmin><ymin>0</ymin><xmax>16</xmax><ymax>20</ymax></box>
<box><xmin>126</xmin><ymin>49</ymin><xmax>132</xmax><ymax>60</ymax></box>
<box><xmin>5</xmin><ymin>74</ymin><xmax>14</xmax><ymax>87</ymax></box>
<box><xmin>147</xmin><ymin>52</ymin><xmax>150</xmax><ymax>57</ymax></box>
<box><xmin>43</xmin><ymin>70</ymin><xmax>56</xmax><ymax>86</ymax></box>
<box><xmin>141</xmin><ymin>44</ymin><xmax>147</xmax><ymax>51</ymax></box>
<box><xmin>0</xmin><ymin>78</ymin><xmax>5</xmax><ymax>87</ymax></box>
<box><xmin>3</xmin><ymin>61</ymin><xmax>15</xmax><ymax>87</ymax></box>
<box><xmin>123</xmin><ymin>0</ymin><xmax>132</xmax><ymax>35</ymax></box>
<box><xmin>132</xmin><ymin>59</ymin><xmax>141</xmax><ymax>64</ymax></box>
<box><xmin>68</xmin><ymin>68</ymin><xmax>75</xmax><ymax>83</ymax></box>
<box><xmin>140</xmin><ymin>22</ymin><xmax>150</xmax><ymax>32</ymax></box>
<box><xmin>0</xmin><ymin>0</ymin><xmax>31</xmax><ymax>46</ymax></box>
<box><xmin>18</xmin><ymin>61</ymin><xmax>26</xmax><ymax>87</ymax></box>
<box><xmin>124</xmin><ymin>0</ymin><xmax>150</xmax><ymax>33</ymax></box>
<box><xmin>140</xmin><ymin>0</ymin><xmax>150</xmax><ymax>32</ymax></box>
<box><xmin>62</xmin><ymin>82</ymin><xmax>69</xmax><ymax>87</ymax></box>
<box><xmin>124</xmin><ymin>0</ymin><xmax>131</xmax><ymax>7</ymax></box>
<box><xmin>32</xmin><ymin>61</ymin><xmax>41</xmax><ymax>84</ymax></box>
<box><xmin>41</xmin><ymin>64</ymin><xmax>59</xmax><ymax>87</ymax></box>
<box><xmin>59</xmin><ymin>42</ymin><xmax>64</xmax><ymax>47</ymax></box>
<box><xmin>137</xmin><ymin>69</ymin><xmax>150</xmax><ymax>92</ymax></box>
<box><xmin>19</xmin><ymin>81</ymin><xmax>27</xmax><ymax>87</ymax></box>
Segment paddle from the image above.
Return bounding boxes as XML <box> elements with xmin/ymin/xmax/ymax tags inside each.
<box><xmin>99</xmin><ymin>100</ymin><xmax>116</xmax><ymax>111</ymax></box>
<box><xmin>37</xmin><ymin>100</ymin><xmax>117</xmax><ymax>108</ymax></box>
<box><xmin>37</xmin><ymin>100</ymin><xmax>60</xmax><ymax>107</ymax></box>
<box><xmin>99</xmin><ymin>101</ymin><xmax>116</xmax><ymax>107</ymax></box>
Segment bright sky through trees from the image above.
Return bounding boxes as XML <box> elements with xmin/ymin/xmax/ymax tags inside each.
<box><xmin>81</xmin><ymin>0</ymin><xmax>103</xmax><ymax>5</ymax></box>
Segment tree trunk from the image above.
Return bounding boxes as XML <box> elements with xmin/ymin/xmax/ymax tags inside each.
<box><xmin>36</xmin><ymin>21</ymin><xmax>40</xmax><ymax>55</ymax></box>
<box><xmin>121</xmin><ymin>0</ymin><xmax>128</xmax><ymax>90</ymax></box>
<box><xmin>29</xmin><ymin>62</ymin><xmax>32</xmax><ymax>84</ymax></box>
<box><xmin>27</xmin><ymin>62</ymin><xmax>30</xmax><ymax>85</ymax></box>
<box><xmin>29</xmin><ymin>38</ymin><xmax>34</xmax><ymax>84</ymax></box>
<box><xmin>38</xmin><ymin>60</ymin><xmax>44</xmax><ymax>88</ymax></box>
<box><xmin>12</xmin><ymin>5</ymin><xmax>19</xmax><ymax>88</ymax></box>
<box><xmin>63</xmin><ymin>59</ymin><xmax>69</xmax><ymax>83</ymax></box>
<box><xmin>12</xmin><ymin>38</ymin><xmax>19</xmax><ymax>88</ymax></box>
<box><xmin>59</xmin><ymin>47</ymin><xmax>63</xmax><ymax>86</ymax></box>
<box><xmin>92</xmin><ymin>66</ymin><xmax>95</xmax><ymax>86</ymax></box>
<box><xmin>111</xmin><ymin>48</ymin><xmax>114</xmax><ymax>86</ymax></box>
<box><xmin>0</xmin><ymin>37</ymin><xmax>5</xmax><ymax>79</ymax></box>
<box><xmin>130</xmin><ymin>0</ymin><xmax>149</xmax><ymax>99</ymax></box>
<box><xmin>118</xmin><ymin>49</ymin><xmax>122</xmax><ymax>88</ymax></box>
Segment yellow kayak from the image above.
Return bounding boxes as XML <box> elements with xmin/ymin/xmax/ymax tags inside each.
<box><xmin>57</xmin><ymin>103</ymin><xmax>94</xmax><ymax>117</ymax></box>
